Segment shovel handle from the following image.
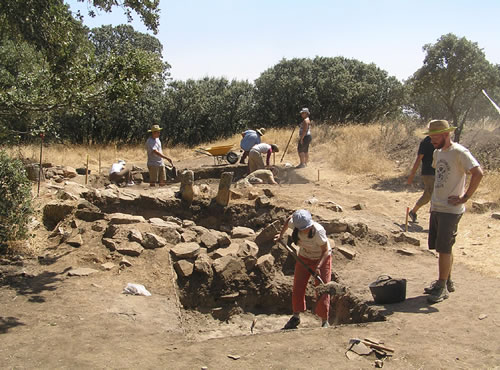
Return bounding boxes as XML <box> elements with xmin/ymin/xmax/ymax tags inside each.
<box><xmin>277</xmin><ymin>240</ymin><xmax>324</xmax><ymax>285</ymax></box>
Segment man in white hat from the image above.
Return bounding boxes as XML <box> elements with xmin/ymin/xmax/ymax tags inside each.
<box><xmin>423</xmin><ymin>120</ymin><xmax>483</xmax><ymax>304</ymax></box>
<box><xmin>239</xmin><ymin>128</ymin><xmax>266</xmax><ymax>164</ymax></box>
<box><xmin>146</xmin><ymin>124</ymin><xmax>173</xmax><ymax>187</ymax></box>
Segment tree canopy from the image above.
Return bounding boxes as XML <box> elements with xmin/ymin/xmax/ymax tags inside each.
<box><xmin>406</xmin><ymin>33</ymin><xmax>499</xmax><ymax>141</ymax></box>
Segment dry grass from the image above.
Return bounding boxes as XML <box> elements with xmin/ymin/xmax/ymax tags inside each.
<box><xmin>4</xmin><ymin>120</ymin><xmax>500</xmax><ymax>202</ymax></box>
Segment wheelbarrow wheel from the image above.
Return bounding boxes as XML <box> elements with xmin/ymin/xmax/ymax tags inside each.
<box><xmin>226</xmin><ymin>151</ymin><xmax>239</xmax><ymax>164</ymax></box>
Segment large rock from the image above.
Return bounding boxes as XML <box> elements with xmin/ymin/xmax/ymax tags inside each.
<box><xmin>256</xmin><ymin>254</ymin><xmax>275</xmax><ymax>275</ymax></box>
<box><xmin>149</xmin><ymin>218</ymin><xmax>181</xmax><ymax>229</ymax></box>
<box><xmin>232</xmin><ymin>226</ymin><xmax>256</xmax><ymax>239</ymax></box>
<box><xmin>170</xmin><ymin>242</ymin><xmax>201</xmax><ymax>259</ymax></box>
<box><xmin>255</xmin><ymin>220</ymin><xmax>281</xmax><ymax>246</ymax></box>
<box><xmin>321</xmin><ymin>219</ymin><xmax>348</xmax><ymax>234</ymax></box>
<box><xmin>152</xmin><ymin>227</ymin><xmax>181</xmax><ymax>245</ymax></box>
<box><xmin>75</xmin><ymin>209</ymin><xmax>105</xmax><ymax>222</ymax></box>
<box><xmin>174</xmin><ymin>260</ymin><xmax>194</xmax><ymax>278</ymax></box>
<box><xmin>142</xmin><ymin>232</ymin><xmax>167</xmax><ymax>249</ymax></box>
<box><xmin>66</xmin><ymin>234</ymin><xmax>83</xmax><ymax>247</ymax></box>
<box><xmin>102</xmin><ymin>238</ymin><xmax>118</xmax><ymax>251</ymax></box>
<box><xmin>200</xmin><ymin>231</ymin><xmax>219</xmax><ymax>250</ymax></box>
<box><xmin>108</xmin><ymin>213</ymin><xmax>146</xmax><ymax>225</ymax></box>
<box><xmin>194</xmin><ymin>254</ymin><xmax>214</xmax><ymax>276</ymax></box>
<box><xmin>115</xmin><ymin>241</ymin><xmax>144</xmax><ymax>257</ymax></box>
<box><xmin>213</xmin><ymin>255</ymin><xmax>246</xmax><ymax>281</ymax></box>
<box><xmin>128</xmin><ymin>229</ymin><xmax>143</xmax><ymax>244</ymax></box>
<box><xmin>237</xmin><ymin>240</ymin><xmax>259</xmax><ymax>258</ymax></box>
<box><xmin>104</xmin><ymin>224</ymin><xmax>131</xmax><ymax>240</ymax></box>
<box><xmin>211</xmin><ymin>243</ymin><xmax>240</xmax><ymax>259</ymax></box>
<box><xmin>181</xmin><ymin>229</ymin><xmax>198</xmax><ymax>243</ymax></box>
<box><xmin>43</xmin><ymin>201</ymin><xmax>76</xmax><ymax>230</ymax></box>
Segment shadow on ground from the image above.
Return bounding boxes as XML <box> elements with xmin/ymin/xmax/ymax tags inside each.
<box><xmin>374</xmin><ymin>296</ymin><xmax>439</xmax><ymax>316</ymax></box>
<box><xmin>372</xmin><ymin>175</ymin><xmax>424</xmax><ymax>193</ymax></box>
<box><xmin>0</xmin><ymin>270</ymin><xmax>66</xmax><ymax>303</ymax></box>
<box><xmin>0</xmin><ymin>316</ymin><xmax>26</xmax><ymax>334</ymax></box>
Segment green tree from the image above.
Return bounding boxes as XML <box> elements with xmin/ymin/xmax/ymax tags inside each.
<box><xmin>0</xmin><ymin>151</ymin><xmax>33</xmax><ymax>249</ymax></box>
<box><xmin>408</xmin><ymin>33</ymin><xmax>498</xmax><ymax>141</ymax></box>
<box><xmin>162</xmin><ymin>78</ymin><xmax>254</xmax><ymax>145</ymax></box>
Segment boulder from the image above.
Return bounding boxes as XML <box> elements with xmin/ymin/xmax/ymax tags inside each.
<box><xmin>170</xmin><ymin>242</ymin><xmax>201</xmax><ymax>259</ymax></box>
<box><xmin>174</xmin><ymin>260</ymin><xmax>194</xmax><ymax>278</ymax></box>
<box><xmin>108</xmin><ymin>213</ymin><xmax>146</xmax><ymax>225</ymax></box>
<box><xmin>104</xmin><ymin>224</ymin><xmax>131</xmax><ymax>240</ymax></box>
<box><xmin>152</xmin><ymin>227</ymin><xmax>181</xmax><ymax>245</ymax></box>
<box><xmin>194</xmin><ymin>254</ymin><xmax>214</xmax><ymax>276</ymax></box>
<box><xmin>182</xmin><ymin>220</ymin><xmax>196</xmax><ymax>228</ymax></box>
<box><xmin>75</xmin><ymin>209</ymin><xmax>105</xmax><ymax>222</ymax></box>
<box><xmin>237</xmin><ymin>240</ymin><xmax>259</xmax><ymax>258</ymax></box>
<box><xmin>212</xmin><ymin>243</ymin><xmax>240</xmax><ymax>259</ymax></box>
<box><xmin>256</xmin><ymin>254</ymin><xmax>275</xmax><ymax>275</ymax></box>
<box><xmin>181</xmin><ymin>229</ymin><xmax>198</xmax><ymax>243</ymax></box>
<box><xmin>232</xmin><ymin>226</ymin><xmax>256</xmax><ymax>239</ymax></box>
<box><xmin>200</xmin><ymin>231</ymin><xmax>219</xmax><ymax>250</ymax></box>
<box><xmin>213</xmin><ymin>255</ymin><xmax>246</xmax><ymax>281</ymax></box>
<box><xmin>102</xmin><ymin>238</ymin><xmax>118</xmax><ymax>251</ymax></box>
<box><xmin>255</xmin><ymin>220</ymin><xmax>281</xmax><ymax>247</ymax></box>
<box><xmin>128</xmin><ymin>229</ymin><xmax>143</xmax><ymax>244</ymax></box>
<box><xmin>142</xmin><ymin>232</ymin><xmax>167</xmax><ymax>249</ymax></box>
<box><xmin>115</xmin><ymin>241</ymin><xmax>144</xmax><ymax>257</ymax></box>
<box><xmin>61</xmin><ymin>166</ymin><xmax>77</xmax><ymax>178</ymax></box>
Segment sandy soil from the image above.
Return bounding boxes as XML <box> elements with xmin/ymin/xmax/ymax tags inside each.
<box><xmin>1</xmin><ymin>157</ymin><xmax>499</xmax><ymax>369</ymax></box>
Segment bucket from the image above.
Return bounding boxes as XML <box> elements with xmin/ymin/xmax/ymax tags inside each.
<box><xmin>25</xmin><ymin>164</ymin><xmax>40</xmax><ymax>181</ymax></box>
<box><xmin>369</xmin><ymin>275</ymin><xmax>406</xmax><ymax>304</ymax></box>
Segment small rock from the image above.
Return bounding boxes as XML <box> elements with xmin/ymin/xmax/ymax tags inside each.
<box><xmin>397</xmin><ymin>248</ymin><xmax>418</xmax><ymax>256</ymax></box>
<box><xmin>375</xmin><ymin>359</ymin><xmax>384</xmax><ymax>368</ymax></box>
<box><xmin>337</xmin><ymin>245</ymin><xmax>356</xmax><ymax>259</ymax></box>
<box><xmin>248</xmin><ymin>191</ymin><xmax>259</xmax><ymax>200</ymax></box>
<box><xmin>174</xmin><ymin>260</ymin><xmax>194</xmax><ymax>278</ymax></box>
<box><xmin>491</xmin><ymin>212</ymin><xmax>500</xmax><ymax>220</ymax></box>
<box><xmin>120</xmin><ymin>258</ymin><xmax>132</xmax><ymax>267</ymax></box>
<box><xmin>66</xmin><ymin>234</ymin><xmax>83</xmax><ymax>247</ymax></box>
<box><xmin>256</xmin><ymin>195</ymin><xmax>271</xmax><ymax>208</ymax></box>
<box><xmin>478</xmin><ymin>314</ymin><xmax>488</xmax><ymax>320</ymax></box>
<box><xmin>305</xmin><ymin>197</ymin><xmax>318</xmax><ymax>205</ymax></box>
<box><xmin>227</xmin><ymin>354</ymin><xmax>240</xmax><ymax>360</ymax></box>
<box><xmin>352</xmin><ymin>203</ymin><xmax>366</xmax><ymax>210</ymax></box>
<box><xmin>263</xmin><ymin>188</ymin><xmax>274</xmax><ymax>197</ymax></box>
<box><xmin>142</xmin><ymin>233</ymin><xmax>167</xmax><ymax>249</ymax></box>
<box><xmin>232</xmin><ymin>226</ymin><xmax>256</xmax><ymax>239</ymax></box>
<box><xmin>170</xmin><ymin>242</ymin><xmax>201</xmax><ymax>259</ymax></box>
<box><xmin>230</xmin><ymin>190</ymin><xmax>243</xmax><ymax>199</ymax></box>
<box><xmin>101</xmin><ymin>262</ymin><xmax>115</xmax><ymax>270</ymax></box>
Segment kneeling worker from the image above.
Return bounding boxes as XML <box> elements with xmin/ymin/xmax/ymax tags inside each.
<box><xmin>248</xmin><ymin>143</ymin><xmax>279</xmax><ymax>173</ymax></box>
<box><xmin>109</xmin><ymin>160</ymin><xmax>134</xmax><ymax>186</ymax></box>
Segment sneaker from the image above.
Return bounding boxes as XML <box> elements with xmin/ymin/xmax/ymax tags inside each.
<box><xmin>321</xmin><ymin>321</ymin><xmax>329</xmax><ymax>328</ymax></box>
<box><xmin>296</xmin><ymin>163</ymin><xmax>306</xmax><ymax>169</ymax></box>
<box><xmin>427</xmin><ymin>286</ymin><xmax>449</xmax><ymax>303</ymax></box>
<box><xmin>424</xmin><ymin>280</ymin><xmax>455</xmax><ymax>294</ymax></box>
<box><xmin>409</xmin><ymin>210</ymin><xmax>417</xmax><ymax>223</ymax></box>
<box><xmin>282</xmin><ymin>316</ymin><xmax>300</xmax><ymax>330</ymax></box>
<box><xmin>127</xmin><ymin>181</ymin><xmax>135</xmax><ymax>187</ymax></box>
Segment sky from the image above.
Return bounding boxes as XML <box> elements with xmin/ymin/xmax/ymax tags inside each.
<box><xmin>65</xmin><ymin>0</ymin><xmax>500</xmax><ymax>83</ymax></box>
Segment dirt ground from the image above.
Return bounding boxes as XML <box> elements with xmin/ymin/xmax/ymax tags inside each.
<box><xmin>1</xmin><ymin>155</ymin><xmax>499</xmax><ymax>369</ymax></box>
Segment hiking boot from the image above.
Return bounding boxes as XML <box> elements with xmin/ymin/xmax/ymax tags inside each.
<box><xmin>283</xmin><ymin>316</ymin><xmax>300</xmax><ymax>330</ymax></box>
<box><xmin>296</xmin><ymin>163</ymin><xmax>306</xmax><ymax>169</ymax></box>
<box><xmin>427</xmin><ymin>286</ymin><xmax>449</xmax><ymax>304</ymax></box>
<box><xmin>409</xmin><ymin>210</ymin><xmax>417</xmax><ymax>223</ymax></box>
<box><xmin>321</xmin><ymin>321</ymin><xmax>329</xmax><ymax>328</ymax></box>
<box><xmin>424</xmin><ymin>280</ymin><xmax>455</xmax><ymax>294</ymax></box>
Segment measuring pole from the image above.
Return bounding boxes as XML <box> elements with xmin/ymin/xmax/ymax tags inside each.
<box><xmin>280</xmin><ymin>126</ymin><xmax>296</xmax><ymax>163</ymax></box>
<box><xmin>85</xmin><ymin>154</ymin><xmax>89</xmax><ymax>185</ymax></box>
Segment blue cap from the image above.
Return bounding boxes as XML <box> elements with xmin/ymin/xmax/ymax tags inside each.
<box><xmin>292</xmin><ymin>209</ymin><xmax>313</xmax><ymax>230</ymax></box>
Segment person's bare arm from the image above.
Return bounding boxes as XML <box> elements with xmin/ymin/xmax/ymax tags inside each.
<box><xmin>448</xmin><ymin>166</ymin><xmax>484</xmax><ymax>205</ymax></box>
<box><xmin>407</xmin><ymin>154</ymin><xmax>424</xmax><ymax>185</ymax></box>
<box><xmin>300</xmin><ymin>118</ymin><xmax>310</xmax><ymax>143</ymax></box>
<box><xmin>153</xmin><ymin>150</ymin><xmax>173</xmax><ymax>165</ymax></box>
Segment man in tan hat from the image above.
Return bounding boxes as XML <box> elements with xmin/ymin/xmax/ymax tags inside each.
<box><xmin>423</xmin><ymin>120</ymin><xmax>483</xmax><ymax>304</ymax></box>
<box><xmin>146</xmin><ymin>124</ymin><xmax>173</xmax><ymax>187</ymax></box>
<box><xmin>239</xmin><ymin>128</ymin><xmax>266</xmax><ymax>164</ymax></box>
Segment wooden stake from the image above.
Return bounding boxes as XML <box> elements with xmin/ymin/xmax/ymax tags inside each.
<box><xmin>273</xmin><ymin>152</ymin><xmax>275</xmax><ymax>165</ymax></box>
<box><xmin>317</xmin><ymin>169</ymin><xmax>320</xmax><ymax>182</ymax></box>
<box><xmin>85</xmin><ymin>154</ymin><xmax>89</xmax><ymax>185</ymax></box>
<box><xmin>405</xmin><ymin>207</ymin><xmax>409</xmax><ymax>232</ymax></box>
<box><xmin>98</xmin><ymin>152</ymin><xmax>101</xmax><ymax>174</ymax></box>
<box><xmin>37</xmin><ymin>133</ymin><xmax>44</xmax><ymax>197</ymax></box>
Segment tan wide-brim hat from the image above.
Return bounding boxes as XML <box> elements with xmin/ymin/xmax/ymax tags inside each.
<box><xmin>423</xmin><ymin>120</ymin><xmax>456</xmax><ymax>135</ymax></box>
<box><xmin>148</xmin><ymin>124</ymin><xmax>163</xmax><ymax>133</ymax></box>
<box><xmin>256</xmin><ymin>128</ymin><xmax>266</xmax><ymax>136</ymax></box>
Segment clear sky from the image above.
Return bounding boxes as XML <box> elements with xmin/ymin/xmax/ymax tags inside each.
<box><xmin>66</xmin><ymin>0</ymin><xmax>500</xmax><ymax>83</ymax></box>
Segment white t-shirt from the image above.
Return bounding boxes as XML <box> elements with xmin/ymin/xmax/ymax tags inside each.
<box><xmin>288</xmin><ymin>220</ymin><xmax>331</xmax><ymax>260</ymax></box>
<box><xmin>146</xmin><ymin>137</ymin><xmax>163</xmax><ymax>166</ymax></box>
<box><xmin>431</xmin><ymin>142</ymin><xmax>480</xmax><ymax>214</ymax></box>
<box><xmin>250</xmin><ymin>143</ymin><xmax>271</xmax><ymax>154</ymax></box>
<box><xmin>109</xmin><ymin>162</ymin><xmax>124</xmax><ymax>175</ymax></box>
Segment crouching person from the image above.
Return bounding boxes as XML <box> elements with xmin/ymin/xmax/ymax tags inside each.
<box><xmin>109</xmin><ymin>160</ymin><xmax>134</xmax><ymax>186</ymax></box>
<box><xmin>274</xmin><ymin>209</ymin><xmax>332</xmax><ymax>329</ymax></box>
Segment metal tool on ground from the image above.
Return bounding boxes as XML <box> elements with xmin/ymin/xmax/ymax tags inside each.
<box><xmin>280</xmin><ymin>126</ymin><xmax>296</xmax><ymax>163</ymax></box>
<box><xmin>349</xmin><ymin>338</ymin><xmax>394</xmax><ymax>353</ymax></box>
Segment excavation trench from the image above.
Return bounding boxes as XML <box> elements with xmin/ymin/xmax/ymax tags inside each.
<box><xmin>87</xmin><ymin>190</ymin><xmax>385</xmax><ymax>329</ymax></box>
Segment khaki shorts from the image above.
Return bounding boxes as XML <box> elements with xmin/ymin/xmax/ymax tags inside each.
<box><xmin>428</xmin><ymin>211</ymin><xmax>462</xmax><ymax>254</ymax></box>
<box><xmin>148</xmin><ymin>165</ymin><xmax>166</xmax><ymax>184</ymax></box>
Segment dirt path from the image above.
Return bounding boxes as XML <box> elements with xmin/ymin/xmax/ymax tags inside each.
<box><xmin>1</xmin><ymin>160</ymin><xmax>499</xmax><ymax>369</ymax></box>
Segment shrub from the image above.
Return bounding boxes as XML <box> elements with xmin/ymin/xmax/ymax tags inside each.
<box><xmin>0</xmin><ymin>150</ymin><xmax>33</xmax><ymax>249</ymax></box>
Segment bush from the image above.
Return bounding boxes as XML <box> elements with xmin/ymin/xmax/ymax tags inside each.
<box><xmin>0</xmin><ymin>150</ymin><xmax>33</xmax><ymax>249</ymax></box>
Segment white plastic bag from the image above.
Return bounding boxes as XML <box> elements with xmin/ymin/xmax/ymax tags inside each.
<box><xmin>123</xmin><ymin>283</ymin><xmax>151</xmax><ymax>296</ymax></box>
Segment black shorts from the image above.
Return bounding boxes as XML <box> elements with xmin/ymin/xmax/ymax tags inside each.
<box><xmin>298</xmin><ymin>135</ymin><xmax>312</xmax><ymax>153</ymax></box>
<box><xmin>428</xmin><ymin>211</ymin><xmax>462</xmax><ymax>254</ymax></box>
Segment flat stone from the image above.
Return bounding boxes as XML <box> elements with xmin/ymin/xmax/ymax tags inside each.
<box><xmin>212</xmin><ymin>243</ymin><xmax>240</xmax><ymax>259</ymax></box>
<box><xmin>181</xmin><ymin>229</ymin><xmax>198</xmax><ymax>243</ymax></box>
<box><xmin>491</xmin><ymin>212</ymin><xmax>500</xmax><ymax>220</ymax></box>
<box><xmin>397</xmin><ymin>248</ymin><xmax>418</xmax><ymax>256</ymax></box>
<box><xmin>230</xmin><ymin>190</ymin><xmax>243</xmax><ymax>199</ymax></box>
<box><xmin>213</xmin><ymin>255</ymin><xmax>246</xmax><ymax>281</ymax></box>
<box><xmin>149</xmin><ymin>218</ymin><xmax>181</xmax><ymax>229</ymax></box>
<box><xmin>320</xmin><ymin>201</ymin><xmax>343</xmax><ymax>212</ymax></box>
<box><xmin>255</xmin><ymin>220</ymin><xmax>281</xmax><ymax>247</ymax></box>
<box><xmin>256</xmin><ymin>254</ymin><xmax>275</xmax><ymax>275</ymax></box>
<box><xmin>142</xmin><ymin>232</ymin><xmax>167</xmax><ymax>249</ymax></box>
<box><xmin>394</xmin><ymin>233</ymin><xmax>421</xmax><ymax>246</ymax></box>
<box><xmin>337</xmin><ymin>245</ymin><xmax>356</xmax><ymax>259</ymax></box>
<box><xmin>108</xmin><ymin>213</ymin><xmax>146</xmax><ymax>225</ymax></box>
<box><xmin>182</xmin><ymin>220</ymin><xmax>196</xmax><ymax>227</ymax></box>
<box><xmin>120</xmin><ymin>258</ymin><xmax>132</xmax><ymax>267</ymax></box>
<box><xmin>194</xmin><ymin>254</ymin><xmax>213</xmax><ymax>276</ymax></box>
<box><xmin>128</xmin><ymin>229</ymin><xmax>143</xmax><ymax>244</ymax></box>
<box><xmin>102</xmin><ymin>238</ymin><xmax>118</xmax><ymax>251</ymax></box>
<box><xmin>232</xmin><ymin>226</ymin><xmax>256</xmax><ymax>239</ymax></box>
<box><xmin>68</xmin><ymin>268</ymin><xmax>98</xmax><ymax>277</ymax></box>
<box><xmin>101</xmin><ymin>262</ymin><xmax>115</xmax><ymax>270</ymax></box>
<box><xmin>66</xmin><ymin>234</ymin><xmax>83</xmax><ymax>247</ymax></box>
<box><xmin>115</xmin><ymin>241</ymin><xmax>144</xmax><ymax>257</ymax></box>
<box><xmin>174</xmin><ymin>260</ymin><xmax>194</xmax><ymax>278</ymax></box>
<box><xmin>341</xmin><ymin>232</ymin><xmax>356</xmax><ymax>245</ymax></box>
<box><xmin>321</xmin><ymin>219</ymin><xmax>348</xmax><ymax>234</ymax></box>
<box><xmin>200</xmin><ymin>231</ymin><xmax>219</xmax><ymax>250</ymax></box>
<box><xmin>170</xmin><ymin>242</ymin><xmax>201</xmax><ymax>259</ymax></box>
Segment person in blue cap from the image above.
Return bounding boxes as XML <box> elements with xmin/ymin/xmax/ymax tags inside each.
<box><xmin>274</xmin><ymin>209</ymin><xmax>332</xmax><ymax>329</ymax></box>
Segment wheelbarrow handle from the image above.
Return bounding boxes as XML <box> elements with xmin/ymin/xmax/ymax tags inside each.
<box><xmin>277</xmin><ymin>239</ymin><xmax>325</xmax><ymax>285</ymax></box>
